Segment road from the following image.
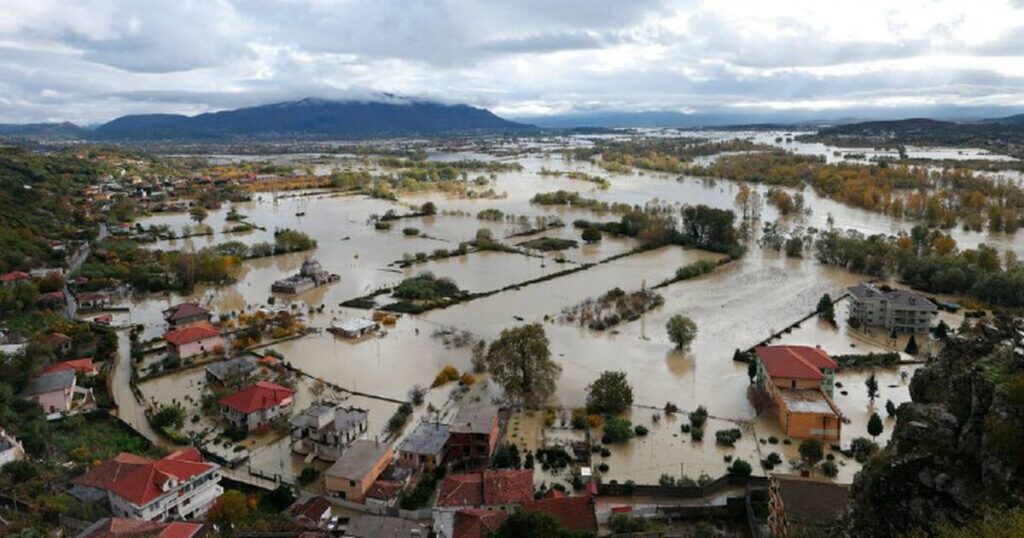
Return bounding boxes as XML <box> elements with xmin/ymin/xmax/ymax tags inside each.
<box><xmin>63</xmin><ymin>223</ymin><xmax>108</xmax><ymax>320</ymax></box>
<box><xmin>109</xmin><ymin>329</ymin><xmax>167</xmax><ymax>447</ymax></box>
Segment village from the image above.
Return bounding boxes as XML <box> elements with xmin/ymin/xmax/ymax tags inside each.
<box><xmin>0</xmin><ymin>134</ymin><xmax>1013</xmax><ymax>538</ymax></box>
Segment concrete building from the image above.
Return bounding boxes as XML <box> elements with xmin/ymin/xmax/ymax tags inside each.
<box><xmin>164</xmin><ymin>322</ymin><xmax>224</xmax><ymax>361</ymax></box>
<box><xmin>755</xmin><ymin>346</ymin><xmax>842</xmax><ymax>441</ymax></box>
<box><xmin>344</xmin><ymin>515</ymin><xmax>429</xmax><ymax>538</ymax></box>
<box><xmin>291</xmin><ymin>403</ymin><xmax>368</xmax><ymax>462</ymax></box>
<box><xmin>324</xmin><ymin>439</ymin><xmax>393</xmax><ymax>503</ymax></box>
<box><xmin>219</xmin><ymin>381</ymin><xmax>295</xmax><ymax>431</ymax></box>
<box><xmin>204</xmin><ymin>356</ymin><xmax>258</xmax><ymax>386</ymax></box>
<box><xmin>21</xmin><ymin>369</ymin><xmax>77</xmax><ymax>414</ymax></box>
<box><xmin>271</xmin><ymin>259</ymin><xmax>339</xmax><ymax>294</ymax></box>
<box><xmin>848</xmin><ymin>284</ymin><xmax>937</xmax><ymax>333</ymax></box>
<box><xmin>448</xmin><ymin>401</ymin><xmax>499</xmax><ymax>462</ymax></box>
<box><xmin>397</xmin><ymin>421</ymin><xmax>450</xmax><ymax>469</ymax></box>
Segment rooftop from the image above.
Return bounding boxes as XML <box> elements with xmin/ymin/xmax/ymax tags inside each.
<box><xmin>450</xmin><ymin>401</ymin><xmax>498</xmax><ymax>435</ymax></box>
<box><xmin>325</xmin><ymin>439</ymin><xmax>391</xmax><ymax>481</ymax></box>
<box><xmin>756</xmin><ymin>345</ymin><xmax>837</xmax><ymax>381</ymax></box>
<box><xmin>105</xmin><ymin>448</ymin><xmax>216</xmax><ymax>507</ymax></box>
<box><xmin>345</xmin><ymin>514</ymin><xmax>428</xmax><ymax>538</ymax></box>
<box><xmin>773</xmin><ymin>474</ymin><xmax>851</xmax><ymax>526</ymax></box>
<box><xmin>21</xmin><ymin>369</ymin><xmax>76</xmax><ymax>396</ymax></box>
<box><xmin>219</xmin><ymin>381</ymin><xmax>295</xmax><ymax>414</ymax></box>
<box><xmin>848</xmin><ymin>284</ymin><xmax>937</xmax><ymax>311</ymax></box>
<box><xmin>164</xmin><ymin>322</ymin><xmax>222</xmax><ymax>346</ymax></box>
<box><xmin>288</xmin><ymin>495</ymin><xmax>331</xmax><ymax>523</ymax></box>
<box><xmin>778</xmin><ymin>389</ymin><xmax>839</xmax><ymax>415</ymax></box>
<box><xmin>76</xmin><ymin>517</ymin><xmax>207</xmax><ymax>538</ymax></box>
<box><xmin>521</xmin><ymin>495</ymin><xmax>598</xmax><ymax>533</ymax></box>
<box><xmin>454</xmin><ymin>508</ymin><xmax>508</xmax><ymax>538</ymax></box>
<box><xmin>204</xmin><ymin>356</ymin><xmax>257</xmax><ymax>381</ymax></box>
<box><xmin>436</xmin><ymin>469</ymin><xmax>534</xmax><ymax>508</ymax></box>
<box><xmin>398</xmin><ymin>422</ymin><xmax>450</xmax><ymax>455</ymax></box>
<box><xmin>162</xmin><ymin>302</ymin><xmax>210</xmax><ymax>322</ymax></box>
<box><xmin>43</xmin><ymin>358</ymin><xmax>97</xmax><ymax>375</ymax></box>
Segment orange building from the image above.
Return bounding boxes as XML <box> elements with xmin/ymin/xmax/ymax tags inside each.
<box><xmin>755</xmin><ymin>346</ymin><xmax>842</xmax><ymax>441</ymax></box>
<box><xmin>324</xmin><ymin>440</ymin><xmax>393</xmax><ymax>503</ymax></box>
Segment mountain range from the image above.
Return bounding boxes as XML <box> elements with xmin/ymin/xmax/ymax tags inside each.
<box><xmin>0</xmin><ymin>98</ymin><xmax>534</xmax><ymax>142</ymax></box>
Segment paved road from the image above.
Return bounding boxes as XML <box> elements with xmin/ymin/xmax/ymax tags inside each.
<box><xmin>64</xmin><ymin>223</ymin><xmax>108</xmax><ymax>320</ymax></box>
<box><xmin>109</xmin><ymin>329</ymin><xmax>167</xmax><ymax>447</ymax></box>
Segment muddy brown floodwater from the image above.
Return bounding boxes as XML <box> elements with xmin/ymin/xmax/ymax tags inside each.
<box><xmin>126</xmin><ymin>135</ymin><xmax>993</xmax><ymax>485</ymax></box>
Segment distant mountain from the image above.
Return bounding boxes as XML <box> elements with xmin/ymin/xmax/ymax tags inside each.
<box><xmin>92</xmin><ymin>98</ymin><xmax>534</xmax><ymax>140</ymax></box>
<box><xmin>983</xmin><ymin>113</ymin><xmax>1024</xmax><ymax>125</ymax></box>
<box><xmin>0</xmin><ymin>122</ymin><xmax>91</xmax><ymax>140</ymax></box>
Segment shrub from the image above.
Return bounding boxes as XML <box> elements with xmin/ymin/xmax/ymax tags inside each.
<box><xmin>634</xmin><ymin>425</ymin><xmax>649</xmax><ymax>437</ymax></box>
<box><xmin>715</xmin><ymin>428</ymin><xmax>742</xmax><ymax>446</ymax></box>
<box><xmin>432</xmin><ymin>365</ymin><xmax>460</xmax><ymax>387</ymax></box>
<box><xmin>689</xmin><ymin>406</ymin><xmax>709</xmax><ymax>429</ymax></box>
<box><xmin>691</xmin><ymin>427</ymin><xmax>704</xmax><ymax>442</ymax></box>
<box><xmin>297</xmin><ymin>467</ymin><xmax>320</xmax><ymax>486</ymax></box>
<box><xmin>598</xmin><ymin>463</ymin><xmax>609</xmax><ymax>472</ymax></box>
<box><xmin>850</xmin><ymin>437</ymin><xmax>879</xmax><ymax>463</ymax></box>
<box><xmin>603</xmin><ymin>417</ymin><xmax>634</xmax><ymax>443</ymax></box>
<box><xmin>600</xmin><ymin>447</ymin><xmax>611</xmax><ymax>458</ymax></box>
<box><xmin>763</xmin><ymin>452</ymin><xmax>783</xmax><ymax>470</ymax></box>
<box><xmin>822</xmin><ymin>460</ymin><xmax>839</xmax><ymax>478</ymax></box>
<box><xmin>402</xmin><ymin>227</ymin><xmax>420</xmax><ymax>236</ymax></box>
<box><xmin>728</xmin><ymin>458</ymin><xmax>753</xmax><ymax>477</ymax></box>
<box><xmin>459</xmin><ymin>372</ymin><xmax>477</xmax><ymax>386</ymax></box>
<box><xmin>659</xmin><ymin>474</ymin><xmax>676</xmax><ymax>486</ymax></box>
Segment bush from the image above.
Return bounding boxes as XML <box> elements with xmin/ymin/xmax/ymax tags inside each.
<box><xmin>459</xmin><ymin>372</ymin><xmax>477</xmax><ymax>386</ymax></box>
<box><xmin>691</xmin><ymin>427</ymin><xmax>704</xmax><ymax>442</ymax></box>
<box><xmin>850</xmin><ymin>437</ymin><xmax>879</xmax><ymax>463</ymax></box>
<box><xmin>297</xmin><ymin>467</ymin><xmax>320</xmax><ymax>486</ymax></box>
<box><xmin>728</xmin><ymin>458</ymin><xmax>753</xmax><ymax>477</ymax></box>
<box><xmin>603</xmin><ymin>417</ymin><xmax>634</xmax><ymax>443</ymax></box>
<box><xmin>226</xmin><ymin>425</ymin><xmax>248</xmax><ymax>442</ymax></box>
<box><xmin>586</xmin><ymin>371</ymin><xmax>634</xmax><ymax>415</ymax></box>
<box><xmin>822</xmin><ymin>460</ymin><xmax>839</xmax><ymax>478</ymax></box>
<box><xmin>715</xmin><ymin>428</ymin><xmax>742</xmax><ymax>446</ymax></box>
<box><xmin>689</xmin><ymin>406</ymin><xmax>708</xmax><ymax>429</ymax></box>
<box><xmin>402</xmin><ymin>227</ymin><xmax>420</xmax><ymax>236</ymax></box>
<box><xmin>598</xmin><ymin>463</ymin><xmax>609</xmax><ymax>472</ymax></box>
<box><xmin>634</xmin><ymin>425</ymin><xmax>649</xmax><ymax>437</ymax></box>
<box><xmin>763</xmin><ymin>452</ymin><xmax>783</xmax><ymax>470</ymax></box>
<box><xmin>432</xmin><ymin>365</ymin><xmax>460</xmax><ymax>387</ymax></box>
<box><xmin>152</xmin><ymin>404</ymin><xmax>185</xmax><ymax>430</ymax></box>
<box><xmin>659</xmin><ymin>474</ymin><xmax>676</xmax><ymax>486</ymax></box>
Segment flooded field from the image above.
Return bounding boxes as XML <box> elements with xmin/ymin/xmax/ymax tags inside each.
<box><xmin>121</xmin><ymin>135</ymin><xmax>995</xmax><ymax>488</ymax></box>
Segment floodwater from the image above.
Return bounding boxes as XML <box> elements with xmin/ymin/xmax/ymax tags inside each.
<box><xmin>123</xmin><ymin>135</ymin><xmax>994</xmax><ymax>486</ymax></box>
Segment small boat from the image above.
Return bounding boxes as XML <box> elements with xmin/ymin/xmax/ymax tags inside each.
<box><xmin>295</xmin><ymin>211</ymin><xmax>306</xmax><ymax>217</ymax></box>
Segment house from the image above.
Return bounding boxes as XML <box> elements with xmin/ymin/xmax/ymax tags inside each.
<box><xmin>397</xmin><ymin>422</ymin><xmax>450</xmax><ymax>469</ymax></box>
<box><xmin>272</xmin><ymin>259</ymin><xmax>339</xmax><ymax>295</ymax></box>
<box><xmin>47</xmin><ymin>332</ymin><xmax>73</xmax><ymax>356</ymax></box>
<box><xmin>755</xmin><ymin>346</ymin><xmax>842</xmax><ymax>441</ymax></box>
<box><xmin>767</xmin><ymin>474</ymin><xmax>850</xmax><ymax>537</ymax></box>
<box><xmin>520</xmin><ymin>495</ymin><xmax>599</xmax><ymax>534</ymax></box>
<box><xmin>162</xmin><ymin>303</ymin><xmax>211</xmax><ymax>328</ymax></box>
<box><xmin>21</xmin><ymin>369</ymin><xmax>77</xmax><ymax>414</ymax></box>
<box><xmin>0</xmin><ymin>429</ymin><xmax>26</xmax><ymax>467</ymax></box>
<box><xmin>433</xmin><ymin>469</ymin><xmax>534</xmax><ymax>538</ymax></box>
<box><xmin>70</xmin><ymin>452</ymin><xmax>151</xmax><ymax>507</ymax></box>
<box><xmin>204</xmin><ymin>356</ymin><xmax>258</xmax><ymax>386</ymax></box>
<box><xmin>75</xmin><ymin>518</ymin><xmax>210</xmax><ymax>538</ymax></box>
<box><xmin>848</xmin><ymin>284</ymin><xmax>937</xmax><ymax>333</ymax></box>
<box><xmin>37</xmin><ymin>290</ymin><xmax>66</xmax><ymax>307</ymax></box>
<box><xmin>324</xmin><ymin>439</ymin><xmax>393</xmax><ymax>503</ymax></box>
<box><xmin>288</xmin><ymin>495</ymin><xmax>332</xmax><ymax>529</ymax></box>
<box><xmin>344</xmin><ymin>514</ymin><xmax>429</xmax><ymax>538</ymax></box>
<box><xmin>164</xmin><ymin>322</ymin><xmax>224</xmax><ymax>361</ymax></box>
<box><xmin>0</xmin><ymin>271</ymin><xmax>30</xmax><ymax>287</ymax></box>
<box><xmin>30</xmin><ymin>267</ymin><xmax>64</xmax><ymax>279</ymax></box>
<box><xmin>448</xmin><ymin>401</ymin><xmax>500</xmax><ymax>462</ymax></box>
<box><xmin>291</xmin><ymin>403</ymin><xmax>369</xmax><ymax>461</ymax></box>
<box><xmin>328</xmin><ymin>318</ymin><xmax>379</xmax><ymax>338</ymax></box>
<box><xmin>452</xmin><ymin>509</ymin><xmax>508</xmax><ymax>538</ymax></box>
<box><xmin>219</xmin><ymin>381</ymin><xmax>295</xmax><ymax>431</ymax></box>
<box><xmin>44</xmin><ymin>358</ymin><xmax>99</xmax><ymax>376</ymax></box>
<box><xmin>78</xmin><ymin>448</ymin><xmax>222</xmax><ymax>521</ymax></box>
<box><xmin>77</xmin><ymin>292</ymin><xmax>112</xmax><ymax>310</ymax></box>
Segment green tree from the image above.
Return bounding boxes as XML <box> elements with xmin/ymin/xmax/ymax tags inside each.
<box><xmin>799</xmin><ymin>439</ymin><xmax>824</xmax><ymax>470</ymax></box>
<box><xmin>868</xmin><ymin>412</ymin><xmax>884</xmax><ymax>440</ymax></box>
<box><xmin>817</xmin><ymin>293</ymin><xmax>836</xmax><ymax>325</ymax></box>
<box><xmin>211</xmin><ymin>489</ymin><xmax>250</xmax><ymax>528</ymax></box>
<box><xmin>495</xmin><ymin>510</ymin><xmax>591</xmax><ymax>538</ymax></box>
<box><xmin>586</xmin><ymin>371</ymin><xmax>633</xmax><ymax>414</ymax></box>
<box><xmin>420</xmin><ymin>201</ymin><xmax>437</xmax><ymax>215</ymax></box>
<box><xmin>602</xmin><ymin>417</ymin><xmax>634</xmax><ymax>443</ymax></box>
<box><xmin>747</xmin><ymin>359</ymin><xmax>757</xmax><ymax>384</ymax></box>
<box><xmin>822</xmin><ymin>460</ymin><xmax>839</xmax><ymax>478</ymax></box>
<box><xmin>905</xmin><ymin>335</ymin><xmax>920</xmax><ymax>355</ymax></box>
<box><xmin>666</xmin><ymin>314</ymin><xmax>698</xmax><ymax>349</ymax></box>
<box><xmin>152</xmin><ymin>404</ymin><xmax>185</xmax><ymax>430</ymax></box>
<box><xmin>259</xmin><ymin>485</ymin><xmax>295</xmax><ymax>512</ymax></box>
<box><xmin>866</xmin><ymin>372</ymin><xmax>879</xmax><ymax>403</ymax></box>
<box><xmin>728</xmin><ymin>458</ymin><xmax>753</xmax><ymax>477</ymax></box>
<box><xmin>485</xmin><ymin>323</ymin><xmax>562</xmax><ymax>406</ymax></box>
<box><xmin>885</xmin><ymin>399</ymin><xmax>897</xmax><ymax>417</ymax></box>
<box><xmin>581</xmin><ymin>227</ymin><xmax>602</xmax><ymax>243</ymax></box>
<box><xmin>189</xmin><ymin>205</ymin><xmax>208</xmax><ymax>225</ymax></box>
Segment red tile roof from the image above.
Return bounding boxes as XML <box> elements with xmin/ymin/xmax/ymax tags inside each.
<box><xmin>366</xmin><ymin>480</ymin><xmax>403</xmax><ymax>502</ymax></box>
<box><xmin>521</xmin><ymin>495</ymin><xmax>598</xmax><ymax>532</ymax></box>
<box><xmin>756</xmin><ymin>345</ymin><xmax>837</xmax><ymax>381</ymax></box>
<box><xmin>44</xmin><ymin>358</ymin><xmax>97</xmax><ymax>375</ymax></box>
<box><xmin>79</xmin><ymin>518</ymin><xmax>206</xmax><ymax>538</ymax></box>
<box><xmin>437</xmin><ymin>469</ymin><xmax>533</xmax><ymax>508</ymax></box>
<box><xmin>453</xmin><ymin>508</ymin><xmax>508</xmax><ymax>538</ymax></box>
<box><xmin>106</xmin><ymin>448</ymin><xmax>215</xmax><ymax>507</ymax></box>
<box><xmin>72</xmin><ymin>453</ymin><xmax>152</xmax><ymax>491</ymax></box>
<box><xmin>164</xmin><ymin>322</ymin><xmax>221</xmax><ymax>346</ymax></box>
<box><xmin>0</xmin><ymin>271</ymin><xmax>29</xmax><ymax>283</ymax></box>
<box><xmin>218</xmin><ymin>381</ymin><xmax>295</xmax><ymax>414</ymax></box>
<box><xmin>289</xmin><ymin>496</ymin><xmax>331</xmax><ymax>526</ymax></box>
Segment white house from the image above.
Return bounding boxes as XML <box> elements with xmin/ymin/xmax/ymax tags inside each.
<box><xmin>96</xmin><ymin>448</ymin><xmax>222</xmax><ymax>521</ymax></box>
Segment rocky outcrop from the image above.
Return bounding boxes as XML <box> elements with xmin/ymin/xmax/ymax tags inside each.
<box><xmin>849</xmin><ymin>317</ymin><xmax>1024</xmax><ymax>537</ymax></box>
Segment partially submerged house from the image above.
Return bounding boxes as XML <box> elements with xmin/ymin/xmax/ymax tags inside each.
<box><xmin>218</xmin><ymin>381</ymin><xmax>295</xmax><ymax>431</ymax></box>
<box><xmin>271</xmin><ymin>259</ymin><xmax>339</xmax><ymax>294</ymax></box>
<box><xmin>291</xmin><ymin>403</ymin><xmax>369</xmax><ymax>461</ymax></box>
<box><xmin>328</xmin><ymin>318</ymin><xmax>379</xmax><ymax>338</ymax></box>
<box><xmin>324</xmin><ymin>439</ymin><xmax>393</xmax><ymax>503</ymax></box>
<box><xmin>448</xmin><ymin>401</ymin><xmax>500</xmax><ymax>462</ymax></box>
<box><xmin>164</xmin><ymin>322</ymin><xmax>224</xmax><ymax>361</ymax></box>
<box><xmin>204</xmin><ymin>356</ymin><xmax>258</xmax><ymax>386</ymax></box>
<box><xmin>754</xmin><ymin>345</ymin><xmax>842</xmax><ymax>441</ymax></box>
<box><xmin>162</xmin><ymin>303</ymin><xmax>212</xmax><ymax>329</ymax></box>
<box><xmin>397</xmin><ymin>421</ymin><xmax>450</xmax><ymax>469</ymax></box>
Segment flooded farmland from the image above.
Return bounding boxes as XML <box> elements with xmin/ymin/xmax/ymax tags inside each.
<box><xmin>124</xmin><ymin>133</ymin><xmax>998</xmax><ymax>489</ymax></box>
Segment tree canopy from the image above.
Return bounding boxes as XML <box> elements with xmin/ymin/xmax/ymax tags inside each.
<box><xmin>586</xmin><ymin>371</ymin><xmax>633</xmax><ymax>415</ymax></box>
<box><xmin>485</xmin><ymin>323</ymin><xmax>561</xmax><ymax>406</ymax></box>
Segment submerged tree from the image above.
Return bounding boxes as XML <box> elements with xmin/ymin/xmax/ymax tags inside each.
<box><xmin>817</xmin><ymin>293</ymin><xmax>836</xmax><ymax>325</ymax></box>
<box><xmin>866</xmin><ymin>372</ymin><xmax>879</xmax><ymax>403</ymax></box>
<box><xmin>868</xmin><ymin>412</ymin><xmax>884</xmax><ymax>440</ymax></box>
<box><xmin>586</xmin><ymin>371</ymin><xmax>634</xmax><ymax>415</ymax></box>
<box><xmin>486</xmin><ymin>323</ymin><xmax>561</xmax><ymax>406</ymax></box>
<box><xmin>666</xmin><ymin>314</ymin><xmax>698</xmax><ymax>349</ymax></box>
<box><xmin>905</xmin><ymin>335</ymin><xmax>920</xmax><ymax>355</ymax></box>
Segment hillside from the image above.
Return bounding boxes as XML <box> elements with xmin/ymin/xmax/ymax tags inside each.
<box><xmin>849</xmin><ymin>316</ymin><xmax>1024</xmax><ymax>536</ymax></box>
<box><xmin>93</xmin><ymin>98</ymin><xmax>534</xmax><ymax>140</ymax></box>
<box><xmin>809</xmin><ymin>117</ymin><xmax>1024</xmax><ymax>157</ymax></box>
<box><xmin>0</xmin><ymin>122</ymin><xmax>92</xmax><ymax>140</ymax></box>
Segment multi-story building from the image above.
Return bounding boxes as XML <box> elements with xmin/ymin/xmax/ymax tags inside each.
<box><xmin>76</xmin><ymin>448</ymin><xmax>222</xmax><ymax>522</ymax></box>
<box><xmin>448</xmin><ymin>401</ymin><xmax>499</xmax><ymax>463</ymax></box>
<box><xmin>847</xmin><ymin>284</ymin><xmax>937</xmax><ymax>333</ymax></box>
<box><xmin>164</xmin><ymin>322</ymin><xmax>225</xmax><ymax>361</ymax></box>
<box><xmin>290</xmin><ymin>403</ymin><xmax>368</xmax><ymax>461</ymax></box>
<box><xmin>397</xmin><ymin>421</ymin><xmax>450</xmax><ymax>469</ymax></box>
<box><xmin>324</xmin><ymin>439</ymin><xmax>393</xmax><ymax>503</ymax></box>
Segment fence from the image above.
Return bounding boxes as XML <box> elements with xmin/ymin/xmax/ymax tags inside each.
<box><xmin>597</xmin><ymin>474</ymin><xmax>768</xmax><ymax>499</ymax></box>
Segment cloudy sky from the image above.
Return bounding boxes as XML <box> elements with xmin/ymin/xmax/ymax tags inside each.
<box><xmin>2</xmin><ymin>0</ymin><xmax>1024</xmax><ymax>124</ymax></box>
